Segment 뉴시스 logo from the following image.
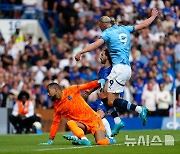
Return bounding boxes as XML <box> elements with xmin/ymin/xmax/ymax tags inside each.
<box><xmin>124</xmin><ymin>135</ymin><xmax>174</xmax><ymax>146</ymax></box>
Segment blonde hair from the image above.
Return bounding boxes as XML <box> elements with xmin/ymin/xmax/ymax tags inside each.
<box><xmin>99</xmin><ymin>16</ymin><xmax>118</xmax><ymax>25</ymax></box>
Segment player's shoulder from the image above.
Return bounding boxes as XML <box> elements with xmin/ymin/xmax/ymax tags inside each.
<box><xmin>99</xmin><ymin>66</ymin><xmax>105</xmax><ymax>72</ymax></box>
<box><xmin>119</xmin><ymin>25</ymin><xmax>128</xmax><ymax>30</ymax></box>
<box><xmin>120</xmin><ymin>25</ymin><xmax>134</xmax><ymax>32</ymax></box>
<box><xmin>63</xmin><ymin>85</ymin><xmax>76</xmax><ymax>93</ymax></box>
<box><xmin>102</xmin><ymin>28</ymin><xmax>110</xmax><ymax>35</ymax></box>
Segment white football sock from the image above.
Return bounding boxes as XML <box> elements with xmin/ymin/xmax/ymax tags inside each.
<box><xmin>114</xmin><ymin>117</ymin><xmax>121</xmax><ymax>124</ymax></box>
<box><xmin>135</xmin><ymin>106</ymin><xmax>142</xmax><ymax>113</ymax></box>
<box><xmin>102</xmin><ymin>118</ymin><xmax>112</xmax><ymax>137</ymax></box>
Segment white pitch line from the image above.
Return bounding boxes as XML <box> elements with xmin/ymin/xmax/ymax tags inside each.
<box><xmin>38</xmin><ymin>143</ymin><xmax>123</xmax><ymax>151</ymax></box>
<box><xmin>37</xmin><ymin>139</ymin><xmax>180</xmax><ymax>152</ymax></box>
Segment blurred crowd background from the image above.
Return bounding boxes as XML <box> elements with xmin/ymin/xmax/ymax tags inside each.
<box><xmin>0</xmin><ymin>0</ymin><xmax>180</xmax><ymax>117</ymax></box>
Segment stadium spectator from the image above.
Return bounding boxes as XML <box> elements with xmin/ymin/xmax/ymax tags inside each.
<box><xmin>0</xmin><ymin>84</ymin><xmax>9</xmax><ymax>107</ymax></box>
<box><xmin>175</xmin><ymin>71</ymin><xmax>180</xmax><ymax>88</ymax></box>
<box><xmin>1</xmin><ymin>46</ymin><xmax>13</xmax><ymax>69</ymax></box>
<box><xmin>141</xmin><ymin>82</ymin><xmax>157</xmax><ymax>116</ymax></box>
<box><xmin>156</xmin><ymin>82</ymin><xmax>171</xmax><ymax>116</ymax></box>
<box><xmin>174</xmin><ymin>34</ymin><xmax>180</xmax><ymax>71</ymax></box>
<box><xmin>9</xmin><ymin>91</ymin><xmax>36</xmax><ymax>133</ymax></box>
<box><xmin>169</xmin><ymin>94</ymin><xmax>180</xmax><ymax>117</ymax></box>
<box><xmin>133</xmin><ymin>77</ymin><xmax>144</xmax><ymax>106</ymax></box>
<box><xmin>0</xmin><ymin>38</ymin><xmax>5</xmax><ymax>55</ymax></box>
<box><xmin>137</xmin><ymin>0</ymin><xmax>149</xmax><ymax>17</ymax></box>
<box><xmin>164</xmin><ymin>74</ymin><xmax>173</xmax><ymax>93</ymax></box>
<box><xmin>30</xmin><ymin>59</ymin><xmax>47</xmax><ymax>85</ymax></box>
<box><xmin>162</xmin><ymin>14</ymin><xmax>175</xmax><ymax>32</ymax></box>
<box><xmin>21</xmin><ymin>0</ymin><xmax>37</xmax><ymax>19</ymax></box>
<box><xmin>149</xmin><ymin>0</ymin><xmax>165</xmax><ymax>9</ymax></box>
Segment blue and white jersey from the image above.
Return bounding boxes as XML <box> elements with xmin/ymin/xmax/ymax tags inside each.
<box><xmin>98</xmin><ymin>66</ymin><xmax>112</xmax><ymax>81</ymax></box>
<box><xmin>100</xmin><ymin>25</ymin><xmax>134</xmax><ymax>66</ymax></box>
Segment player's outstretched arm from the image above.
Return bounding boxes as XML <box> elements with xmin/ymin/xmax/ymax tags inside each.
<box><xmin>134</xmin><ymin>8</ymin><xmax>158</xmax><ymax>31</ymax></box>
<box><xmin>75</xmin><ymin>39</ymin><xmax>104</xmax><ymax>61</ymax></box>
<box><xmin>77</xmin><ymin>79</ymin><xmax>106</xmax><ymax>92</ymax></box>
<box><xmin>77</xmin><ymin>80</ymin><xmax>100</xmax><ymax>92</ymax></box>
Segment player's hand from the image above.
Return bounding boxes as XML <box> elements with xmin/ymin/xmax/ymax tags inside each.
<box><xmin>98</xmin><ymin>79</ymin><xmax>106</xmax><ymax>90</ymax></box>
<box><xmin>75</xmin><ymin>52</ymin><xmax>81</xmax><ymax>61</ymax></box>
<box><xmin>151</xmin><ymin>8</ymin><xmax>158</xmax><ymax>18</ymax></box>
<box><xmin>39</xmin><ymin>139</ymin><xmax>53</xmax><ymax>145</ymax></box>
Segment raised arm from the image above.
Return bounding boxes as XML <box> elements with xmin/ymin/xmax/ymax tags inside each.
<box><xmin>75</xmin><ymin>39</ymin><xmax>104</xmax><ymax>61</ymax></box>
<box><xmin>134</xmin><ymin>8</ymin><xmax>158</xmax><ymax>31</ymax></box>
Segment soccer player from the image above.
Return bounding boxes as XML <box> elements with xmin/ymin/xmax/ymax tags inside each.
<box><xmin>64</xmin><ymin>49</ymin><xmax>121</xmax><ymax>142</ymax></box>
<box><xmin>88</xmin><ymin>49</ymin><xmax>125</xmax><ymax>136</ymax></box>
<box><xmin>40</xmin><ymin>80</ymin><xmax>111</xmax><ymax>146</ymax></box>
<box><xmin>75</xmin><ymin>8</ymin><xmax>159</xmax><ymax>136</ymax></box>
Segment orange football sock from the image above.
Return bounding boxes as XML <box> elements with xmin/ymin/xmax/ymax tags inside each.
<box><xmin>67</xmin><ymin>120</ymin><xmax>85</xmax><ymax>139</ymax></box>
<box><xmin>97</xmin><ymin>138</ymin><xmax>109</xmax><ymax>145</ymax></box>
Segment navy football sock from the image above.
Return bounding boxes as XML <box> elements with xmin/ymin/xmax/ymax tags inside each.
<box><xmin>113</xmin><ymin>98</ymin><xmax>136</xmax><ymax>111</ymax></box>
<box><xmin>111</xmin><ymin>111</ymin><xmax>119</xmax><ymax>118</ymax></box>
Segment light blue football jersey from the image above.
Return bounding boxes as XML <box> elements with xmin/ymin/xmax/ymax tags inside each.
<box><xmin>100</xmin><ymin>25</ymin><xmax>134</xmax><ymax>66</ymax></box>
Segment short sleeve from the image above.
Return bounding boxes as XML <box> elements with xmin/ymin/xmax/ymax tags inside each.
<box><xmin>100</xmin><ymin>31</ymin><xmax>109</xmax><ymax>42</ymax></box>
<box><xmin>125</xmin><ymin>26</ymin><xmax>134</xmax><ymax>33</ymax></box>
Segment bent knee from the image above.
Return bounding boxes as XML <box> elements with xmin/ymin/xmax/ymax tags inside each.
<box><xmin>67</xmin><ymin>120</ymin><xmax>75</xmax><ymax>127</ymax></box>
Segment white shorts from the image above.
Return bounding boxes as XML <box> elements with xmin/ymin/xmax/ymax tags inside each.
<box><xmin>107</xmin><ymin>64</ymin><xmax>131</xmax><ymax>93</ymax></box>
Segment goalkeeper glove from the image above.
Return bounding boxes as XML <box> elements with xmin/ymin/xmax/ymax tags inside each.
<box><xmin>39</xmin><ymin>139</ymin><xmax>53</xmax><ymax>145</ymax></box>
<box><xmin>98</xmin><ymin>79</ymin><xmax>106</xmax><ymax>90</ymax></box>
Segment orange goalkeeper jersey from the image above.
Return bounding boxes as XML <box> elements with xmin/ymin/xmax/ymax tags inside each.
<box><xmin>49</xmin><ymin>80</ymin><xmax>100</xmax><ymax>139</ymax></box>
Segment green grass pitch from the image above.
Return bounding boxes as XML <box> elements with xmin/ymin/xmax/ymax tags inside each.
<box><xmin>0</xmin><ymin>130</ymin><xmax>180</xmax><ymax>154</ymax></box>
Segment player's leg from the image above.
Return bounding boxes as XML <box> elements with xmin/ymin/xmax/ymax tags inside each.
<box><xmin>107</xmin><ymin>64</ymin><xmax>148</xmax><ymax>126</ymax></box>
<box><xmin>92</xmin><ymin>118</ymin><xmax>115</xmax><ymax>145</ymax></box>
<box><xmin>99</xmin><ymin>84</ymin><xmax>124</xmax><ymax>129</ymax></box>
<box><xmin>67</xmin><ymin>120</ymin><xmax>92</xmax><ymax>145</ymax></box>
<box><xmin>64</xmin><ymin>100</ymin><xmax>99</xmax><ymax>142</ymax></box>
<box><xmin>94</xmin><ymin>130</ymin><xmax>109</xmax><ymax>145</ymax></box>
<box><xmin>108</xmin><ymin>107</ymin><xmax>125</xmax><ymax>137</ymax></box>
<box><xmin>102</xmin><ymin>118</ymin><xmax>111</xmax><ymax>137</ymax></box>
<box><xmin>101</xmin><ymin>118</ymin><xmax>116</xmax><ymax>144</ymax></box>
<box><xmin>88</xmin><ymin>100</ymin><xmax>115</xmax><ymax>143</ymax></box>
<box><xmin>88</xmin><ymin>100</ymin><xmax>113</xmax><ymax>137</ymax></box>
<box><xmin>100</xmin><ymin>84</ymin><xmax>125</xmax><ymax>136</ymax></box>
<box><xmin>97</xmin><ymin>108</ymin><xmax>114</xmax><ymax>138</ymax></box>
<box><xmin>109</xmin><ymin>91</ymin><xmax>147</xmax><ymax>126</ymax></box>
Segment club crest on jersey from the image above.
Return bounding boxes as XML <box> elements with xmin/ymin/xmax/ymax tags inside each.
<box><xmin>68</xmin><ymin>95</ymin><xmax>72</xmax><ymax>100</ymax></box>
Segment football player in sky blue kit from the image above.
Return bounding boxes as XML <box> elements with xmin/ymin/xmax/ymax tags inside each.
<box><xmin>75</xmin><ymin>8</ymin><xmax>158</xmax><ymax>136</ymax></box>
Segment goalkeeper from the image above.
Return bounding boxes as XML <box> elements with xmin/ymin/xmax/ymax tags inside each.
<box><xmin>40</xmin><ymin>79</ymin><xmax>112</xmax><ymax>146</ymax></box>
